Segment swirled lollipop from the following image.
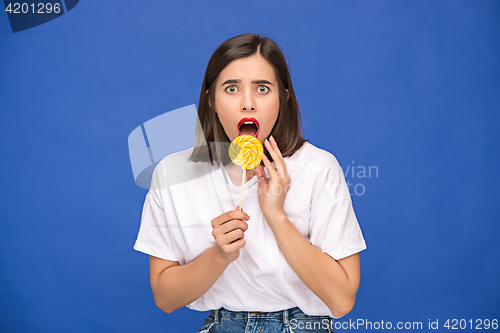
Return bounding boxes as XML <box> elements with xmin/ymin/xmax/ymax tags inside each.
<box><xmin>229</xmin><ymin>135</ymin><xmax>264</xmax><ymax>170</ymax></box>
<box><xmin>228</xmin><ymin>135</ymin><xmax>264</xmax><ymax>210</ymax></box>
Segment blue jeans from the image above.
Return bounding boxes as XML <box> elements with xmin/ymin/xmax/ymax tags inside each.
<box><xmin>197</xmin><ymin>306</ymin><xmax>335</xmax><ymax>333</ymax></box>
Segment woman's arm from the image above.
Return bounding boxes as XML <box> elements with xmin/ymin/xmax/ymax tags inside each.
<box><xmin>266</xmin><ymin>214</ymin><xmax>361</xmax><ymax>318</ymax></box>
<box><xmin>149</xmin><ymin>209</ymin><xmax>249</xmax><ymax>313</ymax></box>
<box><xmin>149</xmin><ymin>245</ymin><xmax>229</xmax><ymax>313</ymax></box>
<box><xmin>255</xmin><ymin>136</ymin><xmax>361</xmax><ymax>318</ymax></box>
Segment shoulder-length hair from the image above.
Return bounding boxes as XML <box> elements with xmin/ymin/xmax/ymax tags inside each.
<box><xmin>189</xmin><ymin>33</ymin><xmax>307</xmax><ymax>166</ymax></box>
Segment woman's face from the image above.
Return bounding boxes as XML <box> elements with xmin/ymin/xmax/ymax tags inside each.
<box><xmin>209</xmin><ymin>54</ymin><xmax>288</xmax><ymax>144</ymax></box>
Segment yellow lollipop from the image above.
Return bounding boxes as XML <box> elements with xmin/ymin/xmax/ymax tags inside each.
<box><xmin>228</xmin><ymin>135</ymin><xmax>264</xmax><ymax>210</ymax></box>
<box><xmin>229</xmin><ymin>135</ymin><xmax>263</xmax><ymax>170</ymax></box>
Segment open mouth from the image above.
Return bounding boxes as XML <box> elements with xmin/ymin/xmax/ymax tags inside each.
<box><xmin>238</xmin><ymin>118</ymin><xmax>260</xmax><ymax>138</ymax></box>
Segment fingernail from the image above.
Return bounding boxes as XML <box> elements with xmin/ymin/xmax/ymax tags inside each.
<box><xmin>265</xmin><ymin>139</ymin><xmax>269</xmax><ymax>145</ymax></box>
<box><xmin>270</xmin><ymin>135</ymin><xmax>274</xmax><ymax>141</ymax></box>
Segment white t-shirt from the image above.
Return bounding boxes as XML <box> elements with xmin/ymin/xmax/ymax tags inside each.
<box><xmin>134</xmin><ymin>141</ymin><xmax>367</xmax><ymax>318</ymax></box>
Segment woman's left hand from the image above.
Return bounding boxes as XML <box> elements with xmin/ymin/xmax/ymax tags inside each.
<box><xmin>254</xmin><ymin>136</ymin><xmax>291</xmax><ymax>223</ymax></box>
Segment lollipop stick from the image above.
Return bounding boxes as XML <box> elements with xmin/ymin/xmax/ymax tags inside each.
<box><xmin>239</xmin><ymin>168</ymin><xmax>246</xmax><ymax>210</ymax></box>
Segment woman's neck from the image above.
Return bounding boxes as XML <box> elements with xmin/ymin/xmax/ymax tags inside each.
<box><xmin>224</xmin><ymin>163</ymin><xmax>256</xmax><ymax>186</ymax></box>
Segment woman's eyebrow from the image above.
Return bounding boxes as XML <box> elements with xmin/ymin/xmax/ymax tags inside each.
<box><xmin>221</xmin><ymin>79</ymin><xmax>274</xmax><ymax>86</ymax></box>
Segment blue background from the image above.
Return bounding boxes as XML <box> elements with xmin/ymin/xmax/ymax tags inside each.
<box><xmin>1</xmin><ymin>1</ymin><xmax>499</xmax><ymax>332</ymax></box>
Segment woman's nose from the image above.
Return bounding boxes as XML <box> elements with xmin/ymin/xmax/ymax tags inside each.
<box><xmin>241</xmin><ymin>89</ymin><xmax>255</xmax><ymax>112</ymax></box>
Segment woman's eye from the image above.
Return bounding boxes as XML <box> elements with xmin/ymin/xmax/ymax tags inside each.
<box><xmin>225</xmin><ymin>86</ymin><xmax>238</xmax><ymax>94</ymax></box>
<box><xmin>258</xmin><ymin>85</ymin><xmax>269</xmax><ymax>94</ymax></box>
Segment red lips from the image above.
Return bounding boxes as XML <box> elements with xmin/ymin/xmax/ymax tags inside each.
<box><xmin>238</xmin><ymin>118</ymin><xmax>260</xmax><ymax>138</ymax></box>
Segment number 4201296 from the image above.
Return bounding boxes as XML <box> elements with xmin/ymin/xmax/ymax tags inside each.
<box><xmin>444</xmin><ymin>319</ymin><xmax>498</xmax><ymax>330</ymax></box>
<box><xmin>5</xmin><ymin>3</ymin><xmax>61</xmax><ymax>14</ymax></box>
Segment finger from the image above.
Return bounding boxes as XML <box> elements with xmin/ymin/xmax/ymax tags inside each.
<box><xmin>213</xmin><ymin>219</ymin><xmax>247</xmax><ymax>238</ymax></box>
<box><xmin>262</xmin><ymin>152</ymin><xmax>278</xmax><ymax>179</ymax></box>
<box><xmin>269</xmin><ymin>135</ymin><xmax>284</xmax><ymax>159</ymax></box>
<box><xmin>228</xmin><ymin>209</ymin><xmax>250</xmax><ymax>221</ymax></box>
<box><xmin>269</xmin><ymin>136</ymin><xmax>288</xmax><ymax>176</ymax></box>
<box><xmin>216</xmin><ymin>229</ymin><xmax>245</xmax><ymax>247</ymax></box>
<box><xmin>224</xmin><ymin>208</ymin><xmax>250</xmax><ymax>225</ymax></box>
<box><xmin>217</xmin><ymin>220</ymin><xmax>238</xmax><ymax>235</ymax></box>
<box><xmin>238</xmin><ymin>207</ymin><xmax>249</xmax><ymax>216</ymax></box>
<box><xmin>255</xmin><ymin>165</ymin><xmax>268</xmax><ymax>187</ymax></box>
<box><xmin>235</xmin><ymin>206</ymin><xmax>250</xmax><ymax>218</ymax></box>
<box><xmin>212</xmin><ymin>210</ymin><xmax>249</xmax><ymax>228</ymax></box>
<box><xmin>226</xmin><ymin>237</ymin><xmax>246</xmax><ymax>250</ymax></box>
<box><xmin>264</xmin><ymin>139</ymin><xmax>285</xmax><ymax>177</ymax></box>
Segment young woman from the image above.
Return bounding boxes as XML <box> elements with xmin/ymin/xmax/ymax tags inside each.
<box><xmin>134</xmin><ymin>33</ymin><xmax>367</xmax><ymax>333</ymax></box>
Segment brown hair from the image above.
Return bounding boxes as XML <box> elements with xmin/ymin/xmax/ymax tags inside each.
<box><xmin>189</xmin><ymin>33</ymin><xmax>307</xmax><ymax>165</ymax></box>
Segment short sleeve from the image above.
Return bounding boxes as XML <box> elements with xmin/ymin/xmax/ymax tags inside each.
<box><xmin>133</xmin><ymin>164</ymin><xmax>179</xmax><ymax>262</ymax></box>
<box><xmin>308</xmin><ymin>154</ymin><xmax>367</xmax><ymax>260</ymax></box>
<box><xmin>309</xmin><ymin>198</ymin><xmax>366</xmax><ymax>260</ymax></box>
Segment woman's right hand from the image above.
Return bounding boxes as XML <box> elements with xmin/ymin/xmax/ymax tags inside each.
<box><xmin>211</xmin><ymin>207</ymin><xmax>249</xmax><ymax>263</ymax></box>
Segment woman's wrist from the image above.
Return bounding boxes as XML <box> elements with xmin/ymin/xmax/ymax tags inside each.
<box><xmin>263</xmin><ymin>209</ymin><xmax>288</xmax><ymax>228</ymax></box>
<box><xmin>212</xmin><ymin>244</ymin><xmax>236</xmax><ymax>266</ymax></box>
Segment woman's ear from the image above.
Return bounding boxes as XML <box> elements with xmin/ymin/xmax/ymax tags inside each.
<box><xmin>205</xmin><ymin>90</ymin><xmax>212</xmax><ymax>108</ymax></box>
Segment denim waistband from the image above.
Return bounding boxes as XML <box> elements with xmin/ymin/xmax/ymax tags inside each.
<box><xmin>209</xmin><ymin>306</ymin><xmax>330</xmax><ymax>325</ymax></box>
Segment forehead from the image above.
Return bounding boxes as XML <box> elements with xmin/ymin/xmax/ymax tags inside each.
<box><xmin>218</xmin><ymin>54</ymin><xmax>276</xmax><ymax>82</ymax></box>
